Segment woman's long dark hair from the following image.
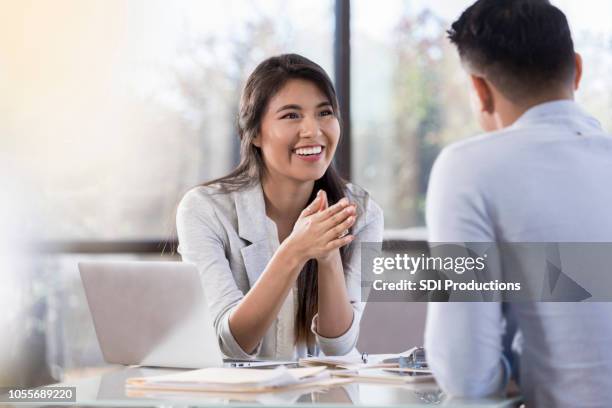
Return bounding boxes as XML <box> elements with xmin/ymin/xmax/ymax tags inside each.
<box><xmin>204</xmin><ymin>53</ymin><xmax>351</xmax><ymax>348</ymax></box>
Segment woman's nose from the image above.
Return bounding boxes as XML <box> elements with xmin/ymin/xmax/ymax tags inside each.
<box><xmin>299</xmin><ymin>115</ymin><xmax>320</xmax><ymax>138</ymax></box>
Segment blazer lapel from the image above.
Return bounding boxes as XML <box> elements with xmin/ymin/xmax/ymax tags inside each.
<box><xmin>240</xmin><ymin>242</ymin><xmax>273</xmax><ymax>289</ymax></box>
<box><xmin>235</xmin><ymin>183</ymin><xmax>277</xmax><ymax>288</ymax></box>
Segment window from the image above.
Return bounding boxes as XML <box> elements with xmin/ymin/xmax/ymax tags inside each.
<box><xmin>1</xmin><ymin>0</ymin><xmax>334</xmax><ymax>240</ymax></box>
<box><xmin>352</xmin><ymin>0</ymin><xmax>612</xmax><ymax>230</ymax></box>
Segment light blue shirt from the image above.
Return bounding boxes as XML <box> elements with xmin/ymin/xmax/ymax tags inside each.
<box><xmin>425</xmin><ymin>100</ymin><xmax>612</xmax><ymax>407</ymax></box>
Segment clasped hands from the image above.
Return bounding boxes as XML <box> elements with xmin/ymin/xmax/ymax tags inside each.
<box><xmin>283</xmin><ymin>190</ymin><xmax>356</xmax><ymax>265</ymax></box>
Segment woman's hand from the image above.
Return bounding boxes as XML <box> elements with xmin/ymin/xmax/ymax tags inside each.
<box><xmin>282</xmin><ymin>190</ymin><xmax>356</xmax><ymax>265</ymax></box>
<box><xmin>312</xmin><ymin>191</ymin><xmax>352</xmax><ymax>264</ymax></box>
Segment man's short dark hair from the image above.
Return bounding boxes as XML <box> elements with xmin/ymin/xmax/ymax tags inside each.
<box><xmin>448</xmin><ymin>0</ymin><xmax>576</xmax><ymax>103</ymax></box>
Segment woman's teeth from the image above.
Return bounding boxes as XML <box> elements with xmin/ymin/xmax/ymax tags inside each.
<box><xmin>294</xmin><ymin>146</ymin><xmax>322</xmax><ymax>156</ymax></box>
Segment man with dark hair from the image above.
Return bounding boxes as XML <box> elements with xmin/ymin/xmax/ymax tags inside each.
<box><xmin>448</xmin><ymin>0</ymin><xmax>577</xmax><ymax>106</ymax></box>
<box><xmin>424</xmin><ymin>0</ymin><xmax>612</xmax><ymax>406</ymax></box>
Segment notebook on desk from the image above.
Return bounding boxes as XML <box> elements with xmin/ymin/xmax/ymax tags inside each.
<box><xmin>125</xmin><ymin>366</ymin><xmax>350</xmax><ymax>393</ymax></box>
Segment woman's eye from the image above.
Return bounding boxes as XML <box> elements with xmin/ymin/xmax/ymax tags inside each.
<box><xmin>281</xmin><ymin>112</ymin><xmax>300</xmax><ymax>119</ymax></box>
<box><xmin>319</xmin><ymin>110</ymin><xmax>333</xmax><ymax>117</ymax></box>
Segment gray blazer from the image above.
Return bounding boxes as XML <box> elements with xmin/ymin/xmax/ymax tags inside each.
<box><xmin>176</xmin><ymin>181</ymin><xmax>383</xmax><ymax>359</ymax></box>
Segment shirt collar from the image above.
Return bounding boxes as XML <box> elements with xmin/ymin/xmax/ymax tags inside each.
<box><xmin>511</xmin><ymin>99</ymin><xmax>603</xmax><ymax>134</ymax></box>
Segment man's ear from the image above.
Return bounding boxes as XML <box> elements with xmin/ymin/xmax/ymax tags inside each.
<box><xmin>574</xmin><ymin>52</ymin><xmax>583</xmax><ymax>91</ymax></box>
<box><xmin>470</xmin><ymin>75</ymin><xmax>494</xmax><ymax>114</ymax></box>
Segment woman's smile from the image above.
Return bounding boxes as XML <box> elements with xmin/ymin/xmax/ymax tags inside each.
<box><xmin>292</xmin><ymin>144</ymin><xmax>325</xmax><ymax>162</ymax></box>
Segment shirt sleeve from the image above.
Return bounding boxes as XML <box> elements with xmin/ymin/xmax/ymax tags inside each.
<box><xmin>311</xmin><ymin>193</ymin><xmax>384</xmax><ymax>356</ymax></box>
<box><xmin>176</xmin><ymin>188</ymin><xmax>262</xmax><ymax>359</ymax></box>
<box><xmin>425</xmin><ymin>302</ymin><xmax>510</xmax><ymax>398</ymax></box>
<box><xmin>424</xmin><ymin>147</ymin><xmax>510</xmax><ymax>398</ymax></box>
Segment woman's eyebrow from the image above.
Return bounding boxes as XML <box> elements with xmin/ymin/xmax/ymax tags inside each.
<box><xmin>276</xmin><ymin>101</ymin><xmax>332</xmax><ymax>113</ymax></box>
<box><xmin>276</xmin><ymin>104</ymin><xmax>302</xmax><ymax>113</ymax></box>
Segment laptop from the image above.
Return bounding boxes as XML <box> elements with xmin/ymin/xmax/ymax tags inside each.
<box><xmin>79</xmin><ymin>261</ymin><xmax>225</xmax><ymax>369</ymax></box>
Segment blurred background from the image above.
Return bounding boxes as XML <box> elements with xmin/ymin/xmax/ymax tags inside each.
<box><xmin>1</xmin><ymin>0</ymin><xmax>611</xmax><ymax>386</ymax></box>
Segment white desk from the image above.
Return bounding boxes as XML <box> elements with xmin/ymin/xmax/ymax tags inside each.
<box><xmin>5</xmin><ymin>365</ymin><xmax>521</xmax><ymax>407</ymax></box>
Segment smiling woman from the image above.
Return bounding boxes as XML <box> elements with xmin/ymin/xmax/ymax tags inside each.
<box><xmin>176</xmin><ymin>54</ymin><xmax>383</xmax><ymax>360</ymax></box>
<box><xmin>255</xmin><ymin>78</ymin><xmax>340</xmax><ymax>183</ymax></box>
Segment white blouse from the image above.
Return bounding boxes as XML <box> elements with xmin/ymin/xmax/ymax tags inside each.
<box><xmin>176</xmin><ymin>181</ymin><xmax>383</xmax><ymax>360</ymax></box>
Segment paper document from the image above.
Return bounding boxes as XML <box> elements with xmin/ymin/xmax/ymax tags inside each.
<box><xmin>126</xmin><ymin>366</ymin><xmax>342</xmax><ymax>393</ymax></box>
<box><xmin>126</xmin><ymin>378</ymin><xmax>352</xmax><ymax>403</ymax></box>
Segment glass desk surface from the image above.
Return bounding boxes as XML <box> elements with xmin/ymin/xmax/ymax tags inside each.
<box><xmin>9</xmin><ymin>366</ymin><xmax>521</xmax><ymax>408</ymax></box>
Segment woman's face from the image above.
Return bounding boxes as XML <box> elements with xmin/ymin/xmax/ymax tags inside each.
<box><xmin>255</xmin><ymin>78</ymin><xmax>340</xmax><ymax>183</ymax></box>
